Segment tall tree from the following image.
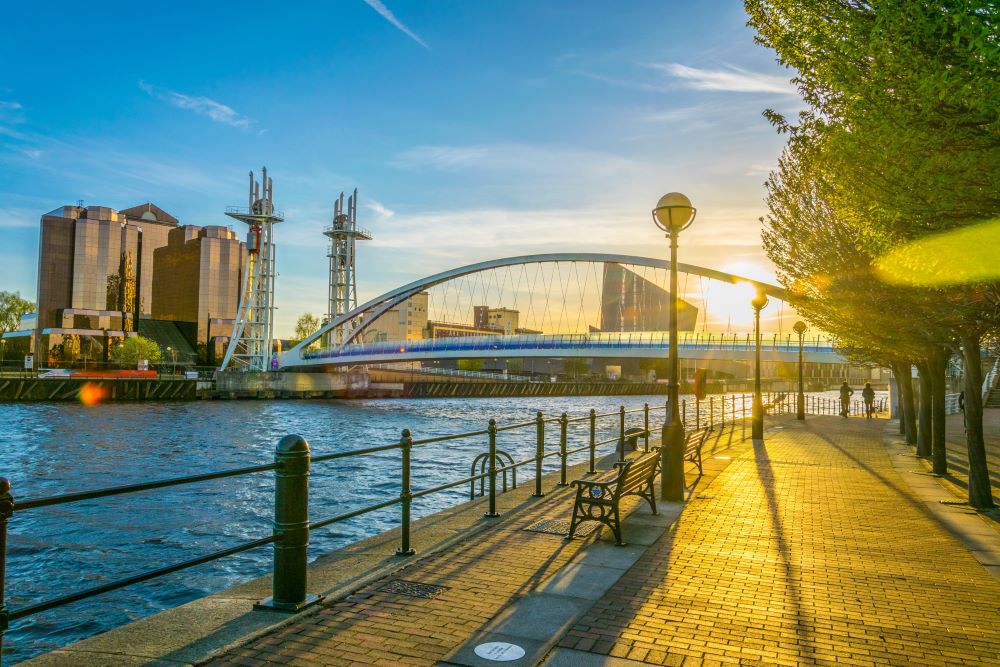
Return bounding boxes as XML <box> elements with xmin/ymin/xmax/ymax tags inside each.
<box><xmin>746</xmin><ymin>0</ymin><xmax>999</xmax><ymax>506</ymax></box>
<box><xmin>292</xmin><ymin>313</ymin><xmax>321</xmax><ymax>350</ymax></box>
<box><xmin>0</xmin><ymin>291</ymin><xmax>34</xmax><ymax>336</ymax></box>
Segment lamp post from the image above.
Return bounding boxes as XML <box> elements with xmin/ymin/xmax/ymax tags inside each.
<box><xmin>652</xmin><ymin>192</ymin><xmax>696</xmax><ymax>501</ymax></box>
<box><xmin>166</xmin><ymin>345</ymin><xmax>176</xmax><ymax>376</ymax></box>
<box><xmin>793</xmin><ymin>320</ymin><xmax>807</xmax><ymax>420</ymax></box>
<box><xmin>751</xmin><ymin>290</ymin><xmax>769</xmax><ymax>442</ymax></box>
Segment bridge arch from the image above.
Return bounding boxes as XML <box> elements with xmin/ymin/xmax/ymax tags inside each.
<box><xmin>284</xmin><ymin>252</ymin><xmax>788</xmax><ymax>365</ymax></box>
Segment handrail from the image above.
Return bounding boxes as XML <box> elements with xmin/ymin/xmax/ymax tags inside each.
<box><xmin>983</xmin><ymin>357</ymin><xmax>1000</xmax><ymax>401</ymax></box>
<box><xmin>0</xmin><ymin>394</ymin><xmax>768</xmax><ymax>659</ymax></box>
<box><xmin>302</xmin><ymin>331</ymin><xmax>842</xmax><ymax>361</ymax></box>
<box><xmin>16</xmin><ymin>461</ymin><xmax>281</xmax><ymax>510</ymax></box>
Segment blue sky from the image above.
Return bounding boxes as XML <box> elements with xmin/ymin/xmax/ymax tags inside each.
<box><xmin>0</xmin><ymin>0</ymin><xmax>801</xmax><ymax>336</ymax></box>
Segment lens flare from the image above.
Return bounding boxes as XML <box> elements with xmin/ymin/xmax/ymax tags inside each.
<box><xmin>79</xmin><ymin>382</ymin><xmax>108</xmax><ymax>406</ymax></box>
<box><xmin>876</xmin><ymin>217</ymin><xmax>1000</xmax><ymax>286</ymax></box>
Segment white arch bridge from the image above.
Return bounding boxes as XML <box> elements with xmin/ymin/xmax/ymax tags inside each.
<box><xmin>280</xmin><ymin>253</ymin><xmax>847</xmax><ymax>369</ymax></box>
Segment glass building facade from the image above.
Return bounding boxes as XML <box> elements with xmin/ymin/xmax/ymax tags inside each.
<box><xmin>32</xmin><ymin>202</ymin><xmax>245</xmax><ymax>366</ymax></box>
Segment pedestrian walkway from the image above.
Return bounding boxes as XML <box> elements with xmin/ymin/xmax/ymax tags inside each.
<box><xmin>208</xmin><ymin>418</ymin><xmax>1000</xmax><ymax>667</ymax></box>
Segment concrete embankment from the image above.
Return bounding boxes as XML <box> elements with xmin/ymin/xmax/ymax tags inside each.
<box><xmin>0</xmin><ymin>377</ymin><xmax>196</xmax><ymax>402</ymax></box>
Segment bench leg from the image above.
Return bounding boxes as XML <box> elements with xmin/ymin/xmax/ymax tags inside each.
<box><xmin>566</xmin><ymin>495</ymin><xmax>583</xmax><ymax>540</ymax></box>
<box><xmin>644</xmin><ymin>480</ymin><xmax>658</xmax><ymax>515</ymax></box>
<box><xmin>612</xmin><ymin>506</ymin><xmax>624</xmax><ymax>546</ymax></box>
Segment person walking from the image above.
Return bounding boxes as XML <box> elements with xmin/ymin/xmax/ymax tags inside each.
<box><xmin>862</xmin><ymin>382</ymin><xmax>875</xmax><ymax>419</ymax></box>
<box><xmin>839</xmin><ymin>381</ymin><xmax>854</xmax><ymax>418</ymax></box>
<box><xmin>959</xmin><ymin>391</ymin><xmax>966</xmax><ymax>430</ymax></box>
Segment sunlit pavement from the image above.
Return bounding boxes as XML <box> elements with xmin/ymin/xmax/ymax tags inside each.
<box><xmin>207</xmin><ymin>417</ymin><xmax>1000</xmax><ymax>667</ymax></box>
<box><xmin>554</xmin><ymin>417</ymin><xmax>1000</xmax><ymax>666</ymax></box>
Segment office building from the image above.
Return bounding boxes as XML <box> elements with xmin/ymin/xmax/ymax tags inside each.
<box><xmin>600</xmin><ymin>263</ymin><xmax>698</xmax><ymax>332</ymax></box>
<box><xmin>28</xmin><ymin>201</ymin><xmax>245</xmax><ymax>366</ymax></box>
<box><xmin>152</xmin><ymin>225</ymin><xmax>245</xmax><ymax>360</ymax></box>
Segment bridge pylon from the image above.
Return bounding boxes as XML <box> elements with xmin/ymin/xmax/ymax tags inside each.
<box><xmin>324</xmin><ymin>189</ymin><xmax>371</xmax><ymax>347</ymax></box>
<box><xmin>220</xmin><ymin>167</ymin><xmax>283</xmax><ymax>372</ymax></box>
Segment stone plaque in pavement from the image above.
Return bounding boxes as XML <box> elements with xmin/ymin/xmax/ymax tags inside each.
<box><xmin>474</xmin><ymin>641</ymin><xmax>526</xmax><ymax>661</ymax></box>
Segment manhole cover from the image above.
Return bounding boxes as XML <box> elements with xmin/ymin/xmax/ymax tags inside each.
<box><xmin>378</xmin><ymin>580</ymin><xmax>447</xmax><ymax>599</ymax></box>
<box><xmin>474</xmin><ymin>642</ymin><xmax>526</xmax><ymax>662</ymax></box>
<box><xmin>525</xmin><ymin>518</ymin><xmax>600</xmax><ymax>537</ymax></box>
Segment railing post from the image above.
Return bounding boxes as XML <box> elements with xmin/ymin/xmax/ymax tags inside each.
<box><xmin>485</xmin><ymin>419</ymin><xmax>500</xmax><ymax>517</ymax></box>
<box><xmin>742</xmin><ymin>394</ymin><xmax>747</xmax><ymax>439</ymax></box>
<box><xmin>396</xmin><ymin>429</ymin><xmax>415</xmax><ymax>556</ymax></box>
<box><xmin>559</xmin><ymin>412</ymin><xmax>569</xmax><ymax>485</ymax></box>
<box><xmin>618</xmin><ymin>405</ymin><xmax>626</xmax><ymax>462</ymax></box>
<box><xmin>643</xmin><ymin>402</ymin><xmax>650</xmax><ymax>452</ymax></box>
<box><xmin>709</xmin><ymin>396</ymin><xmax>715</xmax><ymax>431</ymax></box>
<box><xmin>681</xmin><ymin>399</ymin><xmax>686</xmax><ymax>427</ymax></box>
<box><xmin>588</xmin><ymin>408</ymin><xmax>597</xmax><ymax>474</ymax></box>
<box><xmin>0</xmin><ymin>478</ymin><xmax>12</xmax><ymax>657</ymax></box>
<box><xmin>534</xmin><ymin>412</ymin><xmax>545</xmax><ymax>496</ymax></box>
<box><xmin>257</xmin><ymin>435</ymin><xmax>319</xmax><ymax>611</ymax></box>
<box><xmin>695</xmin><ymin>398</ymin><xmax>701</xmax><ymax>431</ymax></box>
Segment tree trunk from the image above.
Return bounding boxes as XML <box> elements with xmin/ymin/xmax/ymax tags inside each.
<box><xmin>929</xmin><ymin>347</ymin><xmax>949</xmax><ymax>475</ymax></box>
<box><xmin>962</xmin><ymin>334</ymin><xmax>994</xmax><ymax>508</ymax></box>
<box><xmin>893</xmin><ymin>361</ymin><xmax>917</xmax><ymax>445</ymax></box>
<box><xmin>916</xmin><ymin>361</ymin><xmax>932</xmax><ymax>458</ymax></box>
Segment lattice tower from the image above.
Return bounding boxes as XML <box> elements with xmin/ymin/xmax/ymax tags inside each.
<box><xmin>324</xmin><ymin>189</ymin><xmax>371</xmax><ymax>346</ymax></box>
<box><xmin>220</xmin><ymin>166</ymin><xmax>283</xmax><ymax>372</ymax></box>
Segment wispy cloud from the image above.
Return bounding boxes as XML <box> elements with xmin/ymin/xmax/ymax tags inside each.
<box><xmin>652</xmin><ymin>63</ymin><xmax>796</xmax><ymax>95</ymax></box>
<box><xmin>362</xmin><ymin>0</ymin><xmax>429</xmax><ymax>49</ymax></box>
<box><xmin>0</xmin><ymin>207</ymin><xmax>40</xmax><ymax>229</ymax></box>
<box><xmin>367</xmin><ymin>198</ymin><xmax>395</xmax><ymax>221</ymax></box>
<box><xmin>139</xmin><ymin>81</ymin><xmax>253</xmax><ymax>129</ymax></box>
<box><xmin>0</xmin><ymin>101</ymin><xmax>22</xmax><ymax>111</ymax></box>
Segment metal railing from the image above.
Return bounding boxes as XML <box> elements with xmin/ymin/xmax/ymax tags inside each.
<box><xmin>2</xmin><ymin>399</ymin><xmax>743</xmax><ymax>660</ymax></box>
<box><xmin>0</xmin><ymin>390</ymin><xmax>877</xmax><ymax>659</ymax></box>
<box><xmin>983</xmin><ymin>358</ymin><xmax>1000</xmax><ymax>401</ymax></box>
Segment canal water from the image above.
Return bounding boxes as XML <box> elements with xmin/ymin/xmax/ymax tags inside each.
<box><xmin>0</xmin><ymin>391</ymin><xmax>875</xmax><ymax>663</ymax></box>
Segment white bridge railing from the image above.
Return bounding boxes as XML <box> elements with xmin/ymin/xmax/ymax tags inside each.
<box><xmin>302</xmin><ymin>331</ymin><xmax>839</xmax><ymax>362</ymax></box>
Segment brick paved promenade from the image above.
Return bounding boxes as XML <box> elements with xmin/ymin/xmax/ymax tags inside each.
<box><xmin>209</xmin><ymin>417</ymin><xmax>1000</xmax><ymax>667</ymax></box>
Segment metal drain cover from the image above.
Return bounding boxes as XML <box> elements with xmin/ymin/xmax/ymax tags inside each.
<box><xmin>378</xmin><ymin>580</ymin><xmax>447</xmax><ymax>599</ymax></box>
<box><xmin>525</xmin><ymin>518</ymin><xmax>600</xmax><ymax>537</ymax></box>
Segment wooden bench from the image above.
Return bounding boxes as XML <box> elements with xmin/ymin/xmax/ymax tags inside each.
<box><xmin>566</xmin><ymin>451</ymin><xmax>660</xmax><ymax>546</ymax></box>
<box><xmin>684</xmin><ymin>428</ymin><xmax>709</xmax><ymax>475</ymax></box>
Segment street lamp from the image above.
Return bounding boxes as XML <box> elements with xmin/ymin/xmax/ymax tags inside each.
<box><xmin>793</xmin><ymin>320</ymin><xmax>807</xmax><ymax>420</ymax></box>
<box><xmin>166</xmin><ymin>345</ymin><xmax>176</xmax><ymax>376</ymax></box>
<box><xmin>652</xmin><ymin>192</ymin><xmax>696</xmax><ymax>501</ymax></box>
<box><xmin>751</xmin><ymin>290</ymin><xmax>769</xmax><ymax>441</ymax></box>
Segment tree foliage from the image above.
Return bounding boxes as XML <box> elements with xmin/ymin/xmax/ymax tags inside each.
<box><xmin>111</xmin><ymin>336</ymin><xmax>163</xmax><ymax>367</ymax></box>
<box><xmin>0</xmin><ymin>291</ymin><xmax>34</xmax><ymax>335</ymax></box>
<box><xmin>746</xmin><ymin>0</ymin><xmax>1000</xmax><ymax>507</ymax></box>
<box><xmin>292</xmin><ymin>313</ymin><xmax>322</xmax><ymax>350</ymax></box>
<box><xmin>457</xmin><ymin>358</ymin><xmax>484</xmax><ymax>372</ymax></box>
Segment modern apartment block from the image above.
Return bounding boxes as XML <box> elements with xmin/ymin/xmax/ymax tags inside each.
<box><xmin>365</xmin><ymin>292</ymin><xmax>429</xmax><ymax>342</ymax></box>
